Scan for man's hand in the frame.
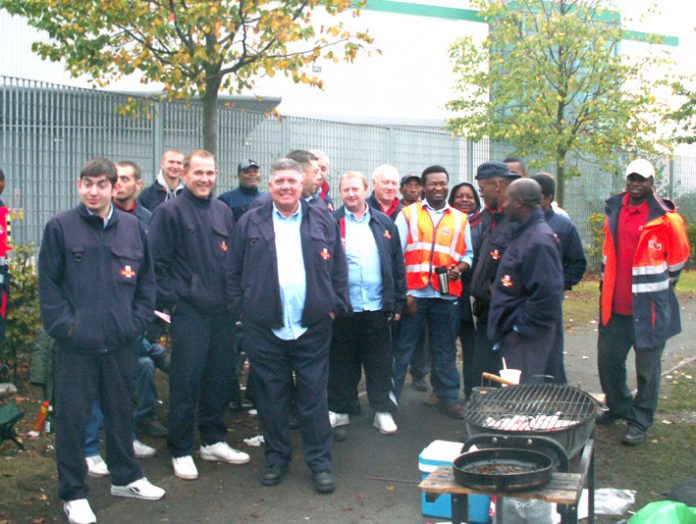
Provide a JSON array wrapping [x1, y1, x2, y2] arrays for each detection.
[[448, 262, 469, 281], [329, 312, 336, 320], [392, 313, 401, 323], [406, 295, 417, 316]]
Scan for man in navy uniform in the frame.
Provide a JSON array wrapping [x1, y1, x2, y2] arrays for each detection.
[[149, 150, 250, 481], [218, 159, 265, 221], [531, 173, 586, 383], [138, 149, 185, 212], [488, 178, 564, 381], [229, 158, 348, 493], [39, 158, 165, 524], [328, 170, 406, 434]]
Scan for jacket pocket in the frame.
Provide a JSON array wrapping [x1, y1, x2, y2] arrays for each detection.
[[111, 245, 142, 285]]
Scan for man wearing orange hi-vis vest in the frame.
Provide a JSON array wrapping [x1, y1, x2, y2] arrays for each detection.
[[392, 165, 473, 419], [596, 158, 690, 446]]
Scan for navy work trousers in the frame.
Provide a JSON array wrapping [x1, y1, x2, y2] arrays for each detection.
[[500, 325, 556, 383], [597, 314, 665, 430], [54, 345, 142, 501], [244, 319, 333, 473], [168, 301, 236, 457]]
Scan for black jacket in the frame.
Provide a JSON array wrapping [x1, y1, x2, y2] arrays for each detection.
[[229, 199, 349, 329], [218, 186, 266, 221], [149, 188, 235, 313], [544, 208, 586, 291], [38, 205, 155, 353], [138, 180, 183, 212], [487, 209, 564, 342], [469, 208, 516, 319], [333, 206, 406, 315]]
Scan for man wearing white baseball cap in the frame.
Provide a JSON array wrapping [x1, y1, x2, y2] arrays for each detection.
[[596, 158, 690, 445]]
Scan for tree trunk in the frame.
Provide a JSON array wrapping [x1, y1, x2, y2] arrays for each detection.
[[202, 80, 221, 156]]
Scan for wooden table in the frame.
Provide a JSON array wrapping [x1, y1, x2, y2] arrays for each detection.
[[418, 439, 595, 524]]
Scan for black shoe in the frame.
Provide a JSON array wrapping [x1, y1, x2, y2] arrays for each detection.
[[333, 428, 347, 442], [260, 464, 288, 486], [312, 470, 336, 494], [439, 403, 463, 420], [596, 410, 623, 425], [412, 377, 428, 392], [153, 349, 171, 374], [136, 417, 168, 438], [622, 425, 646, 446]]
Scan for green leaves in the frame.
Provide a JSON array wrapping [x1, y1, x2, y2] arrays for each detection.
[[447, 0, 670, 205]]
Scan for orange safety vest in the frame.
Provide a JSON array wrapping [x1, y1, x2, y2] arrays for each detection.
[[402, 202, 468, 297], [600, 192, 690, 347]]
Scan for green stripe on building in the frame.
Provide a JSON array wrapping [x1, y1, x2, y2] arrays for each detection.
[[360, 1, 679, 46]]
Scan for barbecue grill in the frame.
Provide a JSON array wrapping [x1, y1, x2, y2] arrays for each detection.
[[461, 383, 597, 458]]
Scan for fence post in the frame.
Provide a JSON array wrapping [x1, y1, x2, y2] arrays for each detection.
[[152, 100, 164, 178], [669, 155, 674, 200], [466, 138, 474, 182]]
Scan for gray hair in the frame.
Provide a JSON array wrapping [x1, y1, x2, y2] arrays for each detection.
[[271, 158, 303, 178], [372, 164, 399, 183]]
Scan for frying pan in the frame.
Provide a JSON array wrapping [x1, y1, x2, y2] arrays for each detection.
[[452, 447, 553, 492]]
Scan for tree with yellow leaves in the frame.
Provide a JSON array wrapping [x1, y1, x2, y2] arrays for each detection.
[[1, 0, 373, 154], [447, 0, 670, 205]]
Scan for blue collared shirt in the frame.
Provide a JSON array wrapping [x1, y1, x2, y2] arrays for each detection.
[[395, 200, 473, 300], [271, 203, 308, 340], [343, 206, 383, 311], [86, 203, 114, 229]]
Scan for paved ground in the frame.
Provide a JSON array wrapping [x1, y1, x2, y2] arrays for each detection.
[[83, 301, 696, 524]]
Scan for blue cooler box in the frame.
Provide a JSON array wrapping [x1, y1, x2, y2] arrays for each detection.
[[418, 440, 491, 523]]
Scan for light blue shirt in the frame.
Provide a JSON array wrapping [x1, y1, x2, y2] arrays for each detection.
[[395, 200, 473, 300], [271, 203, 308, 340], [86, 203, 114, 229], [343, 206, 383, 311]]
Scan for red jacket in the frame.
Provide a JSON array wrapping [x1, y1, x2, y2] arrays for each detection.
[[601, 191, 690, 347]]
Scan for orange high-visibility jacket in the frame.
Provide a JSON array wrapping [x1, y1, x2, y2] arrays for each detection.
[[402, 202, 469, 297], [601, 191, 690, 347]]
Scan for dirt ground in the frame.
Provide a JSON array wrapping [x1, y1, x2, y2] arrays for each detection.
[[1, 300, 695, 523]]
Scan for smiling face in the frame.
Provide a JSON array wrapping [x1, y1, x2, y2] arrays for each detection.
[[78, 174, 114, 219], [340, 174, 368, 214], [374, 172, 399, 205], [422, 171, 449, 209], [182, 154, 217, 199], [452, 184, 478, 214], [238, 166, 261, 189], [270, 168, 303, 214], [160, 150, 184, 186], [625, 173, 653, 205]]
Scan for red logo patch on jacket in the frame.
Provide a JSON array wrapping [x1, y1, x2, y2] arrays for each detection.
[[490, 249, 501, 261], [220, 240, 229, 252], [500, 274, 513, 288], [320, 248, 331, 260], [383, 230, 392, 240], [120, 265, 136, 279]]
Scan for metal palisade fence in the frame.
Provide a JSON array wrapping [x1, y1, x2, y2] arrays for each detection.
[[1, 75, 695, 259]]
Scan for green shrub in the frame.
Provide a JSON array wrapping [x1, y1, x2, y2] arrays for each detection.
[[585, 212, 605, 271], [1, 244, 41, 382], [687, 221, 696, 269]]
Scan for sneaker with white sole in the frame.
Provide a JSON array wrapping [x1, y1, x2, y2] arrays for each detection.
[[373, 412, 398, 435], [172, 455, 198, 480], [111, 477, 165, 500], [63, 498, 97, 524], [133, 439, 156, 459], [199, 441, 250, 464], [329, 411, 350, 428], [85, 455, 109, 478]]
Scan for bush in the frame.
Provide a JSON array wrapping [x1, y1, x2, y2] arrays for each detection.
[[687, 221, 696, 269], [585, 212, 605, 272], [1, 244, 41, 383]]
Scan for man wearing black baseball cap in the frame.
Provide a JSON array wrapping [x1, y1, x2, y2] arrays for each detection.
[[399, 173, 422, 207], [219, 159, 265, 221], [469, 161, 520, 385]]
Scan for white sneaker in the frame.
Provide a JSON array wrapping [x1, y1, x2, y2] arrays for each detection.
[[172, 455, 198, 480], [329, 411, 350, 428], [111, 477, 165, 500], [243, 434, 265, 447], [199, 441, 250, 464], [63, 498, 97, 524], [373, 412, 398, 435], [133, 439, 156, 459], [85, 455, 109, 478]]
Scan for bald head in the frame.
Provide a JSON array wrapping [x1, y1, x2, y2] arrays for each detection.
[[505, 178, 541, 222]]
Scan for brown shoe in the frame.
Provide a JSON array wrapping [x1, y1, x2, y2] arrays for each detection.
[[439, 403, 463, 420], [423, 392, 440, 407]]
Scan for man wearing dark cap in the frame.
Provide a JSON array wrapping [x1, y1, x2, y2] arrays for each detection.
[[218, 160, 265, 221], [399, 173, 422, 207], [488, 178, 564, 382], [469, 161, 520, 385]]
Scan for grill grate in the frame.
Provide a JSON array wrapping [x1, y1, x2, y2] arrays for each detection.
[[463, 384, 596, 432]]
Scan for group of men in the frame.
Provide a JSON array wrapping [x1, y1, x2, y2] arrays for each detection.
[[36, 146, 689, 524]]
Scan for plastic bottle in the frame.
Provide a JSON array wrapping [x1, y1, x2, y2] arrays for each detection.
[[30, 401, 49, 432]]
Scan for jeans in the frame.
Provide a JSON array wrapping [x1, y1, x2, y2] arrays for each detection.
[[392, 298, 461, 405], [597, 314, 665, 430]]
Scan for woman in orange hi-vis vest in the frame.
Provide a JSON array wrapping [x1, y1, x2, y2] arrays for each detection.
[[392, 165, 472, 420]]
